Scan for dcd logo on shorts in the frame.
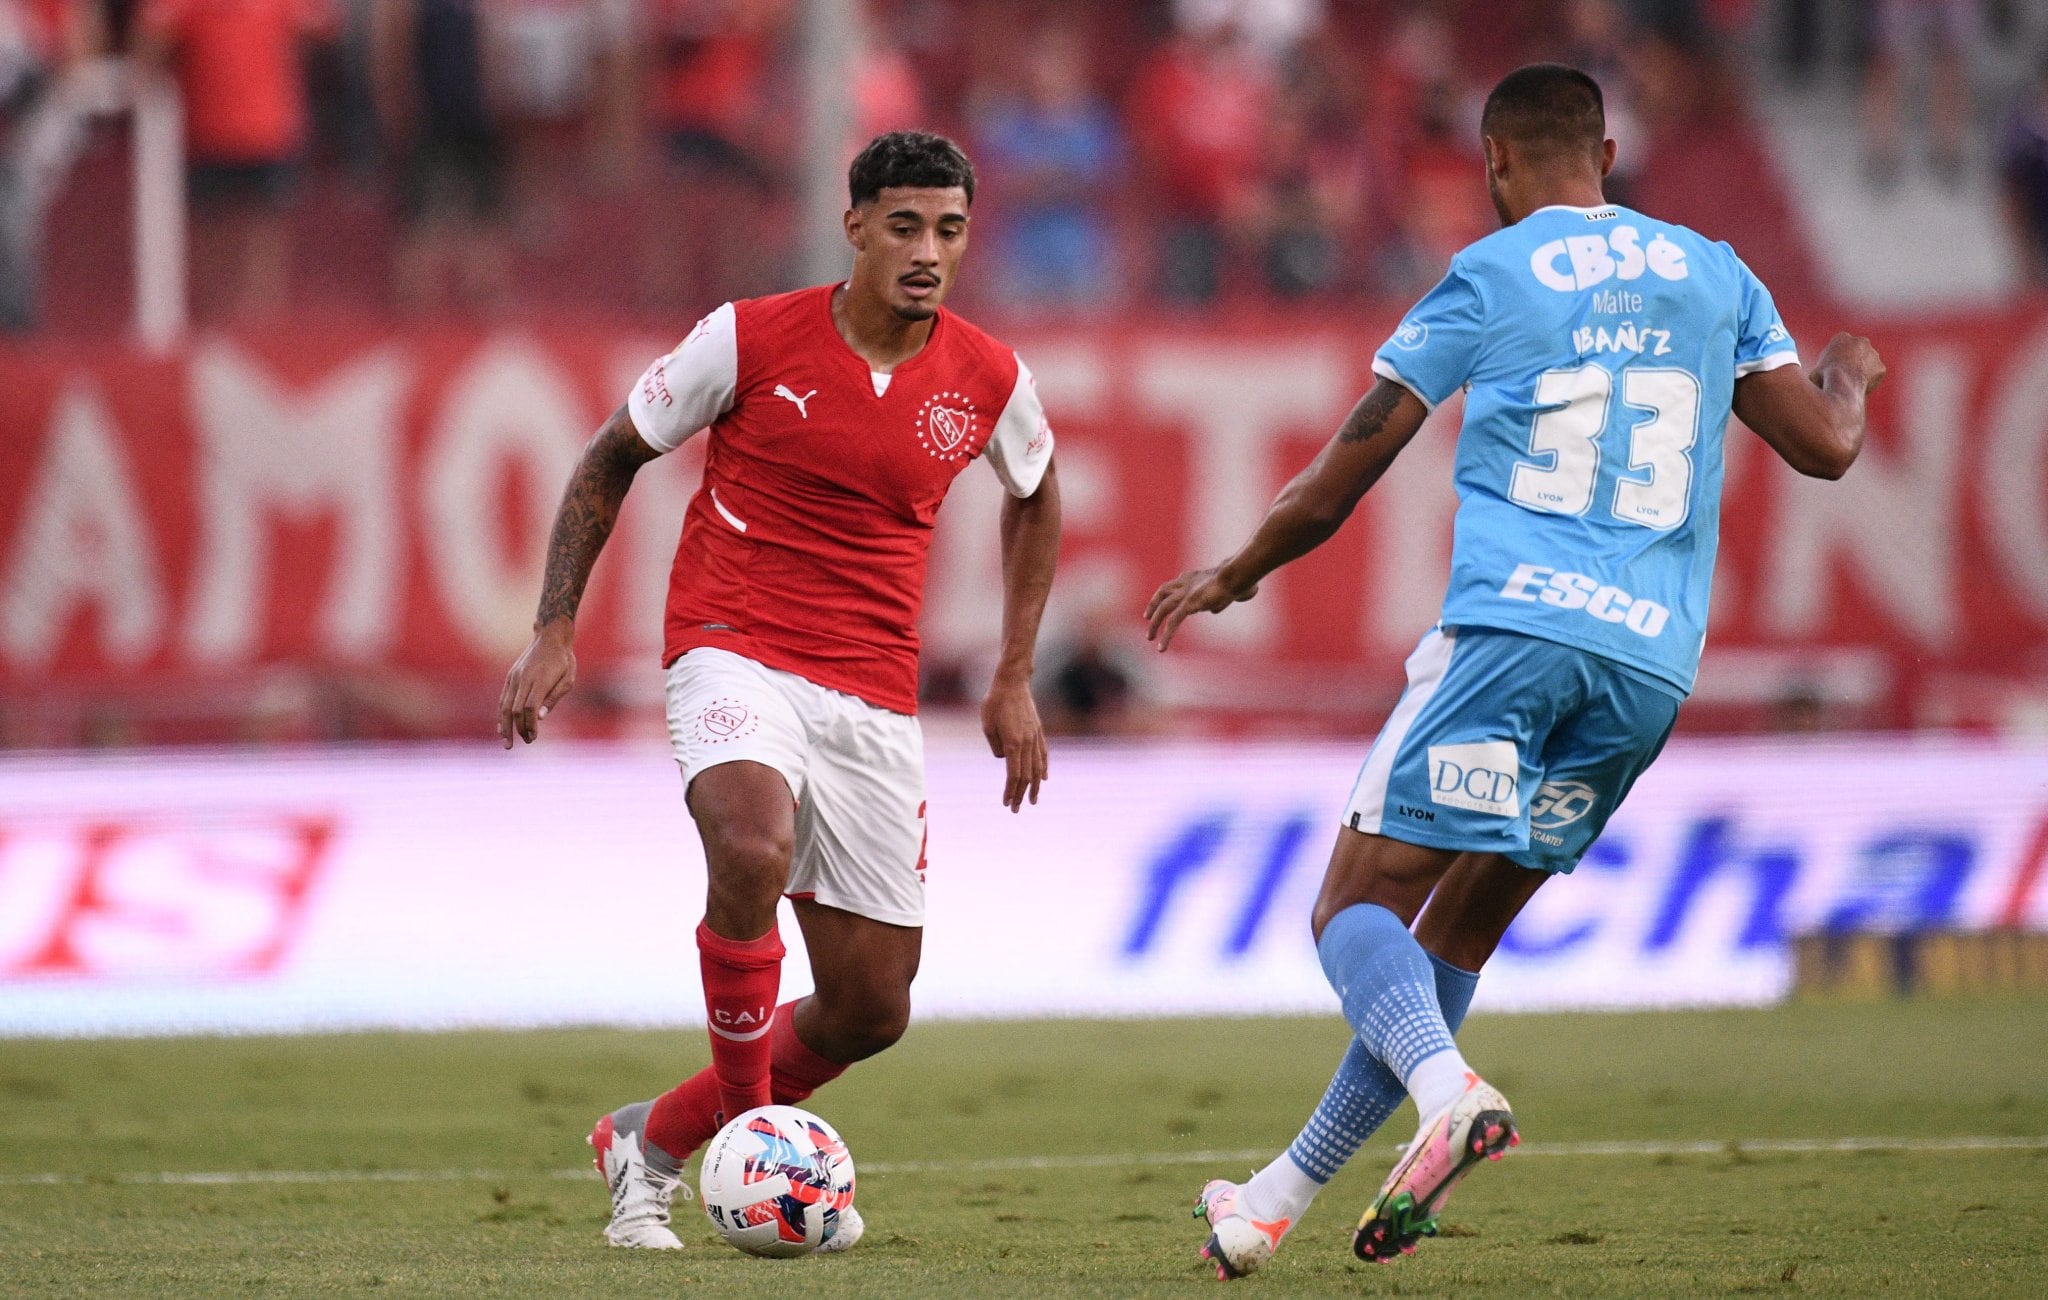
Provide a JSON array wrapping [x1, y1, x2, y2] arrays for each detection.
[[1426, 741, 1521, 817]]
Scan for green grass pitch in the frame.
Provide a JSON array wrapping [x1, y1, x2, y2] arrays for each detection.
[[3, 998, 2045, 1297]]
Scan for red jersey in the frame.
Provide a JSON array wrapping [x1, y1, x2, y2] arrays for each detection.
[[143, 0, 329, 164], [627, 285, 1055, 714]]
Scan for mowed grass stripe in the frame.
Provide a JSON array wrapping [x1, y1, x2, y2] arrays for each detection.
[[5, 1133, 2043, 1187]]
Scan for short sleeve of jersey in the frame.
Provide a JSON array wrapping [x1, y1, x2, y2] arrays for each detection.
[[983, 354, 1055, 497], [627, 302, 738, 452], [1731, 252, 1799, 377], [1372, 260, 1486, 410]]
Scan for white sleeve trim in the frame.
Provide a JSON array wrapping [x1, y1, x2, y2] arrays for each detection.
[[1370, 356, 1438, 411], [628, 302, 738, 452], [984, 354, 1054, 497], [1734, 349, 1800, 378]]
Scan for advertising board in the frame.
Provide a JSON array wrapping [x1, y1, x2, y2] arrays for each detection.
[[2, 738, 2041, 1035]]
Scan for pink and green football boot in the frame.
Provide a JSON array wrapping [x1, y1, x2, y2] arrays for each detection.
[[1354, 1076, 1517, 1263]]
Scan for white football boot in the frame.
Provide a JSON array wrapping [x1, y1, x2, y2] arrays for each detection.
[[589, 1101, 691, 1249], [1193, 1178, 1293, 1279]]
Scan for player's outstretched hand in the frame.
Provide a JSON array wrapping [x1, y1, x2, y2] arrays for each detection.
[[1144, 567, 1258, 652], [1815, 332, 1886, 394], [981, 674, 1048, 813], [498, 619, 577, 748]]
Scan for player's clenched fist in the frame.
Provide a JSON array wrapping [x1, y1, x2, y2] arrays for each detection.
[[498, 619, 577, 748], [1145, 567, 1260, 652], [1815, 332, 1886, 392]]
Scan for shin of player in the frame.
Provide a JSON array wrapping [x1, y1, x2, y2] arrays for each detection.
[[1155, 62, 1882, 1277]]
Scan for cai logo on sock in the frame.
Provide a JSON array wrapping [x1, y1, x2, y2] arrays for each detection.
[[1426, 741, 1521, 817]]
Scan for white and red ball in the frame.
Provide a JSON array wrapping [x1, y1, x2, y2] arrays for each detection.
[[698, 1105, 857, 1257]]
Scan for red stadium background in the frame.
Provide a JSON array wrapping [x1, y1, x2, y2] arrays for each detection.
[[3, 304, 2045, 743]]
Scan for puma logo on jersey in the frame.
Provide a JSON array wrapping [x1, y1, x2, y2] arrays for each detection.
[[774, 384, 816, 417]]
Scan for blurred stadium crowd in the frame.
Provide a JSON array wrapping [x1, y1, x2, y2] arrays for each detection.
[[1, 0, 2043, 330], [3, 0, 2047, 749]]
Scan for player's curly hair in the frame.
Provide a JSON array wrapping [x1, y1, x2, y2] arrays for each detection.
[[848, 131, 976, 207], [1481, 64, 1606, 165]]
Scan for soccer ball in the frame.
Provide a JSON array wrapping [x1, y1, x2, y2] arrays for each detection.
[[699, 1104, 857, 1257]]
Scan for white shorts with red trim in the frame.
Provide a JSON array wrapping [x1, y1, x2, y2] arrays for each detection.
[[664, 646, 927, 927]]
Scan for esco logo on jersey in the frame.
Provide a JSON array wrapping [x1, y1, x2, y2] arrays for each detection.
[[916, 391, 980, 462], [1529, 224, 1688, 292]]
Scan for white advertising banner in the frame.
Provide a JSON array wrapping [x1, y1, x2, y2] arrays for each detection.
[[1, 738, 2044, 1035]]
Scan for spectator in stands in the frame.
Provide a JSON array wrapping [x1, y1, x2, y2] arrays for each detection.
[[0, 0, 93, 329], [1228, 13, 1374, 299], [972, 25, 1121, 307], [1237, 100, 1353, 298], [1127, 22, 1272, 302], [1998, 55, 2048, 284], [1371, 3, 1490, 293], [492, 0, 635, 238], [1863, 0, 1975, 187], [852, 13, 925, 147], [1040, 603, 1155, 738], [1557, 0, 1644, 207], [643, 0, 789, 309], [139, 0, 331, 320], [372, 0, 512, 312]]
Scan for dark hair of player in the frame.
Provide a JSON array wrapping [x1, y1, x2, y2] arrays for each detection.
[[1480, 64, 1606, 167], [847, 130, 977, 208]]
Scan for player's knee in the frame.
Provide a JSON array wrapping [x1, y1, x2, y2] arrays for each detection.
[[818, 994, 910, 1062], [1309, 895, 1348, 943], [703, 823, 793, 885]]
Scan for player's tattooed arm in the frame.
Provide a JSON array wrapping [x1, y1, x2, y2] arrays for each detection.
[[532, 406, 661, 627], [498, 405, 661, 747], [1147, 379, 1427, 650], [985, 459, 1060, 812], [1335, 380, 1407, 445]]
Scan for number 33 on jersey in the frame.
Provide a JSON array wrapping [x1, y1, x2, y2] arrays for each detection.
[[1372, 204, 1798, 697]]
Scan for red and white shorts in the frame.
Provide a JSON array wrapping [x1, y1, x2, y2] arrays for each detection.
[[664, 647, 927, 927]]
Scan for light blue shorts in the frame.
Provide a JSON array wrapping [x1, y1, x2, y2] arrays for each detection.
[[1342, 625, 1681, 873]]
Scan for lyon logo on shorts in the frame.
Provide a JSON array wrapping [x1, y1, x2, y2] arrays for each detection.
[[916, 391, 979, 462], [696, 698, 759, 744]]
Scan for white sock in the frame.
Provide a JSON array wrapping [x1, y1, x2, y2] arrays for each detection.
[[1404, 1047, 1475, 1121], [1237, 1153, 1322, 1224]]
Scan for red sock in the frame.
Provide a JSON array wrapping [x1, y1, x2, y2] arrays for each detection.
[[697, 919, 784, 1120], [643, 998, 850, 1163], [768, 999, 849, 1105], [644, 1066, 723, 1163]]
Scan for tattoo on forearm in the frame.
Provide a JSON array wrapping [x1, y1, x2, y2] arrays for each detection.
[[1337, 383, 1404, 445], [535, 422, 640, 626]]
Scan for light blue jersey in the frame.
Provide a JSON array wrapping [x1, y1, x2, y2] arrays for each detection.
[[1372, 204, 1798, 697]]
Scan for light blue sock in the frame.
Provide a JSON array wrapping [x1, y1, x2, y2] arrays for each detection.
[[1319, 902, 1461, 1082], [1279, 951, 1479, 1187]]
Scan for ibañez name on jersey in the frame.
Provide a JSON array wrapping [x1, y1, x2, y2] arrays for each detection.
[[1372, 204, 1798, 696]]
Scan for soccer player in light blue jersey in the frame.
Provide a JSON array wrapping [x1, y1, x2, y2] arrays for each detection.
[[1147, 64, 1885, 1278]]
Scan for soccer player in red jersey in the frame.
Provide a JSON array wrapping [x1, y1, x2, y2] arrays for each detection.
[[496, 131, 1061, 1251]]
